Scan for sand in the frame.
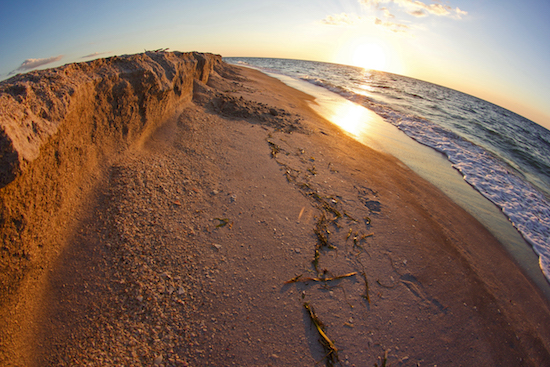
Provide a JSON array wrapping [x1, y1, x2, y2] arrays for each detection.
[[3, 63, 550, 366]]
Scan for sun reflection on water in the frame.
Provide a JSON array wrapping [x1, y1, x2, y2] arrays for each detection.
[[354, 83, 375, 94], [271, 72, 389, 152]]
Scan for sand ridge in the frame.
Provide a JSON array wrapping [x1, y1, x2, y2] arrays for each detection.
[[3, 62, 550, 366]]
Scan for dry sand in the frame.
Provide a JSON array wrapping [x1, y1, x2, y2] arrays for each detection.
[[4, 63, 550, 366]]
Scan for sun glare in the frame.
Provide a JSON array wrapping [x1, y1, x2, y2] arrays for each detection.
[[329, 101, 374, 137], [352, 43, 387, 71]]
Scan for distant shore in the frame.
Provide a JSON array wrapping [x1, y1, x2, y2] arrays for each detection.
[[1, 53, 550, 365]]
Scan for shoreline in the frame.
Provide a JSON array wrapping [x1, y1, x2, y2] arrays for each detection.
[[256, 69, 550, 301], [2, 55, 550, 365]]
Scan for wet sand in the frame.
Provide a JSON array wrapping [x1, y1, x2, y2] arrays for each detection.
[[4, 62, 550, 366]]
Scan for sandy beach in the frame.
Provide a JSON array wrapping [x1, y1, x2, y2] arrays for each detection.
[[2, 57, 550, 366]]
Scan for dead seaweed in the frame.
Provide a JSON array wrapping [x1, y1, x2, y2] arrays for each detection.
[[286, 272, 357, 284], [314, 212, 333, 248], [267, 140, 281, 158], [355, 232, 374, 243], [374, 350, 389, 367], [213, 217, 232, 228], [303, 302, 340, 367], [284, 273, 304, 284], [360, 271, 371, 304], [310, 199, 346, 272], [323, 203, 342, 220], [344, 211, 358, 222], [284, 167, 301, 182], [312, 248, 321, 272], [308, 192, 342, 219]]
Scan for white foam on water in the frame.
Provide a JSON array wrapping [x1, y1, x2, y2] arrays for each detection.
[[392, 115, 550, 282]]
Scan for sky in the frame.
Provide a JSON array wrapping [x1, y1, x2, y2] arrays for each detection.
[[1, 0, 549, 129]]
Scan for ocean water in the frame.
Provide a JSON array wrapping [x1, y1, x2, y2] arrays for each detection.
[[225, 57, 550, 285]]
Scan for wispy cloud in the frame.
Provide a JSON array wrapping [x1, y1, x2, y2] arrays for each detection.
[[9, 55, 63, 75], [374, 17, 410, 33], [320, 0, 466, 35], [320, 10, 411, 34], [409, 9, 428, 17], [404, 1, 451, 16], [321, 13, 362, 26], [398, 0, 459, 17], [360, 0, 467, 19], [360, 0, 384, 6], [81, 51, 112, 59], [455, 7, 467, 18], [380, 7, 395, 18]]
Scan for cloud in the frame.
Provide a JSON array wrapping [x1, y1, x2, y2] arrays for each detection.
[[360, 0, 467, 18], [455, 7, 468, 18], [81, 51, 111, 59], [360, 0, 383, 6], [9, 55, 63, 75], [374, 17, 410, 33], [410, 1, 451, 16], [380, 7, 395, 18], [403, 1, 468, 18], [321, 13, 361, 26], [409, 9, 427, 17]]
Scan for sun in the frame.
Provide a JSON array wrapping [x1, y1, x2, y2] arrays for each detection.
[[351, 43, 387, 71]]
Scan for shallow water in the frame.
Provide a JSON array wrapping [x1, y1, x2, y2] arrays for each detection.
[[225, 57, 550, 299]]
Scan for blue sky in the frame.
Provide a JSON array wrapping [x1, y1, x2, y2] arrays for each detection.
[[1, 0, 549, 129]]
